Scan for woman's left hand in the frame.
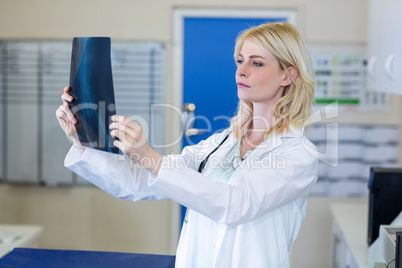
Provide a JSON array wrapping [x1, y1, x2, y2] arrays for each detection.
[[109, 115, 162, 176]]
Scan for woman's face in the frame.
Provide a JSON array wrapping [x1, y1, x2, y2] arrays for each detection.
[[235, 39, 287, 107]]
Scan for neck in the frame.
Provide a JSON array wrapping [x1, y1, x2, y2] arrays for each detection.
[[250, 102, 278, 134], [249, 86, 284, 134], [240, 103, 277, 153]]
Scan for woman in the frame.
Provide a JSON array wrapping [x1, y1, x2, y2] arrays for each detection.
[[56, 22, 318, 268]]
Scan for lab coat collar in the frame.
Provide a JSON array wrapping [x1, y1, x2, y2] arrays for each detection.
[[219, 124, 302, 159], [249, 124, 302, 155], [283, 124, 303, 138]]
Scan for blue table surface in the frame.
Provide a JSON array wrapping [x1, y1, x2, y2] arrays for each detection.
[[0, 247, 175, 267]]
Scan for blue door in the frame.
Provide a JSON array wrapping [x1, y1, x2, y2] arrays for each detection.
[[179, 13, 292, 223]]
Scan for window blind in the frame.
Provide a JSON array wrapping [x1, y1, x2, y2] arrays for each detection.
[[0, 40, 166, 185]]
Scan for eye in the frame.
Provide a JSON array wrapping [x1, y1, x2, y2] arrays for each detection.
[[236, 59, 243, 65], [253, 61, 263, 67]]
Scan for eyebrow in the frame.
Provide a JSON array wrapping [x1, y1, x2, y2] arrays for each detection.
[[238, 53, 267, 60]]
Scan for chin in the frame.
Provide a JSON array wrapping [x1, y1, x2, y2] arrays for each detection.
[[238, 95, 251, 102], [238, 96, 254, 103], [237, 90, 251, 101]]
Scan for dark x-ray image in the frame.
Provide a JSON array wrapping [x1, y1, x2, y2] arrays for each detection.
[[69, 37, 119, 154]]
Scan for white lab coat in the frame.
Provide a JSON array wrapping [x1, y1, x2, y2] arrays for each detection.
[[65, 126, 318, 268]]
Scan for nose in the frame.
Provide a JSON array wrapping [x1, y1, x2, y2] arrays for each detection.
[[236, 64, 248, 78]]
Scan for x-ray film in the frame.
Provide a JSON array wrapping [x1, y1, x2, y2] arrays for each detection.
[[68, 37, 119, 154]]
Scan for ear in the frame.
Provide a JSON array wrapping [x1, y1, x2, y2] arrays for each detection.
[[281, 66, 298, 87]]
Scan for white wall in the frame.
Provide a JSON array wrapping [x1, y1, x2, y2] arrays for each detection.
[[0, 0, 399, 267]]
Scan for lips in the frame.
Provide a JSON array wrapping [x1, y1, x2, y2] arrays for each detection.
[[237, 82, 250, 88]]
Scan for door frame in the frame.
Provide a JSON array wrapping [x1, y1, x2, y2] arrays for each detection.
[[172, 7, 298, 147]]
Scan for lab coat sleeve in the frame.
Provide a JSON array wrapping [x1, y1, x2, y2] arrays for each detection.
[[63, 130, 228, 201], [148, 139, 318, 226], [64, 145, 167, 200]]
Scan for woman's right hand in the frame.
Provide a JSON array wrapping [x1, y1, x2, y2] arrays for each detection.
[[55, 87, 83, 150]]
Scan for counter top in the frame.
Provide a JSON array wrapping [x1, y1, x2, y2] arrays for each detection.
[[0, 224, 44, 258], [331, 203, 370, 268]]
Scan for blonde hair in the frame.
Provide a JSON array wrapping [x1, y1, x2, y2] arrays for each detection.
[[230, 22, 315, 139]]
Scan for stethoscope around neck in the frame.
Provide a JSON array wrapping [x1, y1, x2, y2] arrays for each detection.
[[184, 132, 242, 224], [197, 132, 246, 173]]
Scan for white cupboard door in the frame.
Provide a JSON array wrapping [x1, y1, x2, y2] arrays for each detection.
[[368, 0, 402, 94], [383, 0, 402, 93]]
